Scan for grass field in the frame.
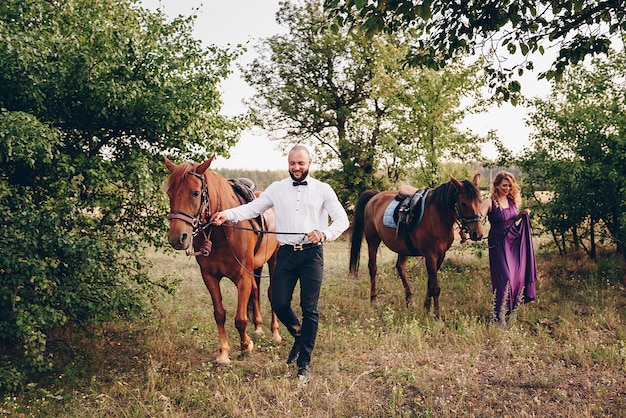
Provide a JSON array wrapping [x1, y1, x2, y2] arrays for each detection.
[[3, 237, 625, 417]]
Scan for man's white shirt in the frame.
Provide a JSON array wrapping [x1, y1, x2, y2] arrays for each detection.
[[222, 176, 349, 245]]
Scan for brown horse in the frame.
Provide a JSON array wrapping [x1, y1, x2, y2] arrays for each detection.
[[349, 174, 483, 318], [164, 155, 281, 365]]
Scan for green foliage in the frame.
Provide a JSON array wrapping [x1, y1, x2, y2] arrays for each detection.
[[519, 50, 626, 260], [0, 0, 243, 386], [244, 0, 485, 205], [325, 0, 624, 101], [0, 0, 243, 159]]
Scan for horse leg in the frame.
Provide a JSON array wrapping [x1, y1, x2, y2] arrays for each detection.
[[395, 254, 413, 307], [367, 241, 381, 303], [266, 253, 282, 343], [234, 273, 254, 356], [249, 267, 264, 335], [202, 275, 231, 365], [423, 255, 442, 318]]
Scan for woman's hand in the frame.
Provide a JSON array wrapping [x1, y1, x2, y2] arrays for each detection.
[[515, 209, 530, 222]]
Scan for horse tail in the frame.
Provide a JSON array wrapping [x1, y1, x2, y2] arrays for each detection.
[[350, 189, 379, 275]]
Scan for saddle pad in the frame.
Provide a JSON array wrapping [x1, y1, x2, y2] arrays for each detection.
[[383, 199, 401, 228]]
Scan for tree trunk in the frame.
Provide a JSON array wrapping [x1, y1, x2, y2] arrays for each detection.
[[589, 217, 596, 261]]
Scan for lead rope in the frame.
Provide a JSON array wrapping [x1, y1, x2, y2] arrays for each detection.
[[186, 228, 213, 257], [486, 214, 522, 249], [186, 199, 220, 256]]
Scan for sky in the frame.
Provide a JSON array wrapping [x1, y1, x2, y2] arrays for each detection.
[[141, 0, 551, 170]]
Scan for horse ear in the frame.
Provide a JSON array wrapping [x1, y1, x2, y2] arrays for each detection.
[[164, 155, 177, 173], [472, 173, 481, 188], [196, 155, 215, 174], [449, 174, 462, 189]]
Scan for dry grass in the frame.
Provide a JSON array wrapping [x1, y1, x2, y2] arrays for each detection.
[[4, 239, 625, 417]]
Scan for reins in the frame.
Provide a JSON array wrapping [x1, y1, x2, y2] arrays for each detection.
[[220, 222, 308, 237], [211, 222, 311, 279], [486, 225, 513, 249]]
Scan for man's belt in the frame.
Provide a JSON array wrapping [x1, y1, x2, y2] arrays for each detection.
[[282, 243, 321, 251]]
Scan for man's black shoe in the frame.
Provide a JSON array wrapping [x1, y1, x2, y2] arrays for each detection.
[[297, 363, 311, 380], [286, 340, 300, 364]]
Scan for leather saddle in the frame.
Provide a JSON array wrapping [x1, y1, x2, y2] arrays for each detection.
[[394, 187, 429, 231]]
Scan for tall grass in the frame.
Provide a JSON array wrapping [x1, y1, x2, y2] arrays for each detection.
[[4, 239, 625, 417]]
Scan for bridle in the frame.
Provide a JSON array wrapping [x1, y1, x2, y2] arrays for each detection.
[[453, 187, 482, 236], [167, 171, 218, 256], [167, 171, 211, 237]]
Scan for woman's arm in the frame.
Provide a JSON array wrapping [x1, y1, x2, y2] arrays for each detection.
[[479, 197, 492, 219]]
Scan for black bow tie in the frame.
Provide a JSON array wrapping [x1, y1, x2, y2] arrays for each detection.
[[293, 180, 308, 186]]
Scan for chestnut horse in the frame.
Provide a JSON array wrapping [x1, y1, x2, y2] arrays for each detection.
[[164, 156, 280, 364], [349, 174, 483, 318]]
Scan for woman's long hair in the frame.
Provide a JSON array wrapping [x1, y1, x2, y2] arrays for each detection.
[[491, 171, 522, 208]]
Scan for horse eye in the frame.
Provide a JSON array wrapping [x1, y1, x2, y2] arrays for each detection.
[[192, 191, 200, 198]]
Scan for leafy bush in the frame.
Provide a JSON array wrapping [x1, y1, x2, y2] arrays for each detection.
[[0, 0, 241, 388]]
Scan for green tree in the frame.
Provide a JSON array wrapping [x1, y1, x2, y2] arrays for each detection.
[[0, 0, 242, 388], [243, 0, 484, 205], [325, 0, 625, 103], [519, 51, 626, 270], [373, 52, 486, 187]]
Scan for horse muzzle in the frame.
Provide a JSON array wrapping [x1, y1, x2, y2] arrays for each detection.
[[468, 230, 483, 241], [462, 221, 484, 242], [168, 228, 193, 250], [167, 209, 200, 250]]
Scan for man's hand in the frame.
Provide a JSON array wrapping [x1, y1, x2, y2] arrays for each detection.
[[307, 230, 325, 244], [211, 212, 227, 226]]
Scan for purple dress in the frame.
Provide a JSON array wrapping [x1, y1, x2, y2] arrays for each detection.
[[487, 196, 537, 322]]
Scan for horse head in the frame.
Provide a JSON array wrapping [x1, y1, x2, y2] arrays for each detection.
[[164, 155, 214, 251], [449, 173, 484, 242]]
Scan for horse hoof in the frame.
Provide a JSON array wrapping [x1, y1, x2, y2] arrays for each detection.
[[216, 354, 231, 365], [241, 340, 254, 354]]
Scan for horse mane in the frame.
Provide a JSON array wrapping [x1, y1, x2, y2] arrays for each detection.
[[429, 179, 480, 213], [204, 169, 238, 204]]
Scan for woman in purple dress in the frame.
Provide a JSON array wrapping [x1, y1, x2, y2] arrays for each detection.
[[480, 171, 537, 325]]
